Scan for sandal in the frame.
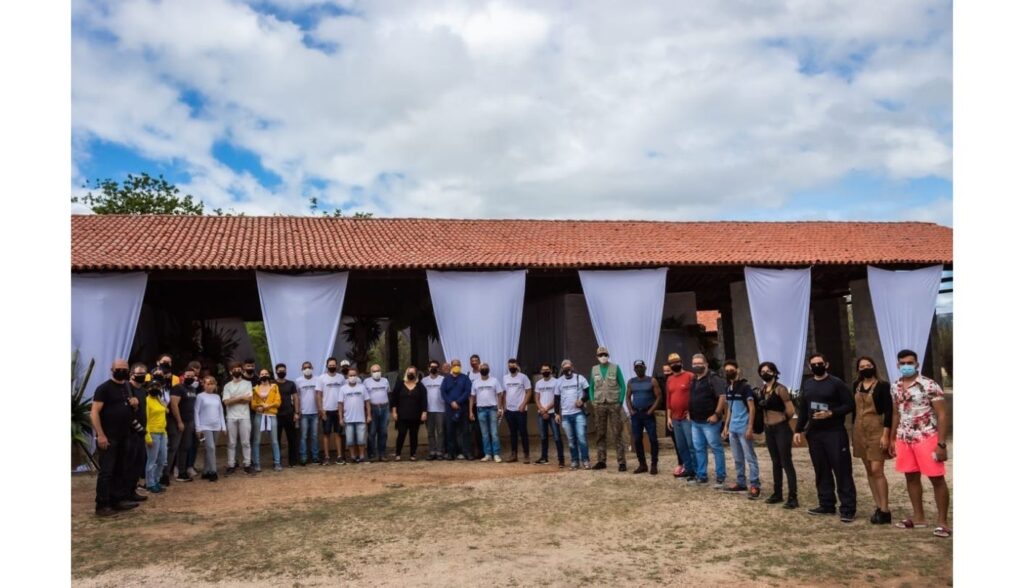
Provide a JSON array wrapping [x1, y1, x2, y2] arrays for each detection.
[[895, 518, 926, 529], [933, 526, 951, 538]]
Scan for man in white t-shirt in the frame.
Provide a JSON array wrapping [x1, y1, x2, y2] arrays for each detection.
[[422, 359, 447, 460], [317, 357, 346, 465], [503, 358, 533, 463], [222, 362, 254, 474], [469, 363, 504, 462], [533, 362, 565, 467], [339, 366, 372, 464], [554, 359, 591, 470], [295, 360, 321, 465], [363, 363, 391, 461]]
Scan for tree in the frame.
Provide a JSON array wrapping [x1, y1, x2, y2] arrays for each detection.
[[72, 173, 205, 215], [308, 197, 373, 218]]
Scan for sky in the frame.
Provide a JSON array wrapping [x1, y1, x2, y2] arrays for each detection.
[[71, 0, 951, 226]]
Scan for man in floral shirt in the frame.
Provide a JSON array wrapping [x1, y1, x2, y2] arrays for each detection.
[[890, 349, 950, 538]]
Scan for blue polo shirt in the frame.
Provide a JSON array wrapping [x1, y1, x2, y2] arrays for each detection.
[[726, 379, 754, 431]]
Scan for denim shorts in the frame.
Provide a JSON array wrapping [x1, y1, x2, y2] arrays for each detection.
[[322, 411, 340, 434], [345, 422, 367, 446]]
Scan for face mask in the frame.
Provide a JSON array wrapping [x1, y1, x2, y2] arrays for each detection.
[[245, 368, 255, 375], [191, 380, 200, 389], [428, 366, 438, 375], [348, 376, 358, 385], [277, 371, 286, 379], [670, 363, 682, 373], [371, 371, 382, 381], [480, 368, 490, 377], [159, 362, 172, 371], [562, 369, 572, 378], [541, 370, 551, 378], [634, 368, 646, 377], [598, 356, 609, 365], [724, 370, 737, 381], [231, 370, 242, 378], [113, 368, 129, 381], [183, 377, 195, 387], [406, 373, 416, 381], [899, 364, 917, 378], [858, 367, 876, 380], [303, 368, 313, 377], [693, 365, 706, 375], [152, 374, 165, 384], [259, 375, 271, 383], [452, 366, 462, 375], [759, 372, 774, 383], [327, 366, 337, 373], [810, 364, 827, 377], [132, 374, 147, 384], [509, 366, 518, 374]]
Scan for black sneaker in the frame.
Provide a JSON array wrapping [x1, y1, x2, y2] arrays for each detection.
[[534, 459, 549, 465], [618, 463, 628, 472], [159, 474, 170, 486], [226, 466, 237, 475], [592, 461, 607, 470], [112, 501, 139, 511], [807, 506, 836, 516], [633, 464, 648, 474], [208, 473, 219, 482], [95, 506, 119, 517], [875, 510, 892, 525], [243, 466, 255, 475], [128, 492, 148, 502], [765, 495, 784, 505], [784, 497, 799, 509], [558, 461, 565, 469], [840, 514, 855, 523], [176, 476, 193, 483]]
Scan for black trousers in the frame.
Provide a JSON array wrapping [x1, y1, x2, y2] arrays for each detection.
[[445, 412, 471, 457], [164, 421, 182, 480], [764, 422, 798, 499], [174, 420, 195, 475], [807, 427, 856, 516], [278, 412, 299, 465], [395, 419, 421, 457], [95, 435, 130, 507], [470, 406, 484, 458]]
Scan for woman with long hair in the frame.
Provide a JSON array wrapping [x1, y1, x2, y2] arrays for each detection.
[[391, 366, 428, 461], [756, 361, 798, 509], [851, 356, 894, 524]]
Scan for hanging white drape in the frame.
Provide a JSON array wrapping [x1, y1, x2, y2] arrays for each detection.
[[426, 270, 526, 376], [255, 271, 348, 376], [867, 265, 943, 382], [71, 272, 148, 400], [579, 268, 667, 412], [744, 267, 811, 392]]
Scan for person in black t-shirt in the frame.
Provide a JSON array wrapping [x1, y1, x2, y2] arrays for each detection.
[[91, 359, 138, 516], [794, 352, 857, 522], [126, 363, 152, 501], [169, 363, 201, 482], [274, 363, 300, 467]]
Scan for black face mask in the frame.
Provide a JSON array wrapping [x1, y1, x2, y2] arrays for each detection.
[[480, 368, 490, 377], [724, 370, 737, 381], [509, 366, 518, 374], [276, 371, 286, 379], [327, 366, 337, 373], [858, 367, 876, 379], [670, 363, 682, 373], [244, 369, 255, 375], [428, 367, 438, 375], [231, 370, 242, 378], [541, 370, 551, 378], [634, 368, 646, 378], [112, 368, 129, 381], [183, 377, 196, 387], [132, 374, 147, 384], [810, 364, 827, 377], [562, 369, 572, 378], [259, 375, 271, 383], [760, 372, 774, 383], [693, 365, 706, 375], [406, 373, 416, 381], [159, 362, 172, 371]]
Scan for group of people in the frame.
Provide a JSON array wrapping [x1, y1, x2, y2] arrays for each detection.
[[89, 346, 951, 538]]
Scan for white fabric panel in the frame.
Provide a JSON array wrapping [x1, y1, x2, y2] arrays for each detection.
[[744, 267, 811, 392], [867, 265, 943, 382], [255, 271, 348, 376], [426, 270, 526, 377], [579, 268, 668, 413], [72, 272, 148, 399]]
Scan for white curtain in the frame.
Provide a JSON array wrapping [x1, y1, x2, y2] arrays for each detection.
[[426, 270, 526, 376], [744, 267, 811, 392], [71, 272, 148, 400], [579, 268, 668, 411], [255, 271, 348, 376], [867, 265, 943, 382]]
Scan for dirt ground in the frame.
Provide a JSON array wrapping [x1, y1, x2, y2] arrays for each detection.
[[71, 437, 953, 587]]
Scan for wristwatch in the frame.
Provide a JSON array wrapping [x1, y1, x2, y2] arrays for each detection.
[[937, 442, 947, 449]]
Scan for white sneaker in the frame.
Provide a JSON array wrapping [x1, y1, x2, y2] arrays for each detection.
[[494, 456, 503, 463], [480, 456, 492, 462], [187, 467, 198, 478]]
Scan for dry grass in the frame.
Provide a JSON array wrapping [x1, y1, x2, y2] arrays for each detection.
[[71, 439, 952, 587]]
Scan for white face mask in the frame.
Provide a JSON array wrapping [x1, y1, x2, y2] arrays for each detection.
[[302, 368, 313, 377], [348, 376, 358, 385], [371, 371, 382, 380], [191, 380, 199, 389]]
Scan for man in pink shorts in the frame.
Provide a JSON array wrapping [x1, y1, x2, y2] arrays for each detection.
[[890, 349, 951, 538]]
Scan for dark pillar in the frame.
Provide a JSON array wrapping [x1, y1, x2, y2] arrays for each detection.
[[811, 297, 847, 382], [720, 307, 736, 367], [386, 322, 399, 372]]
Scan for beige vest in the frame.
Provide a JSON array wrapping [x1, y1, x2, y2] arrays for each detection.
[[591, 362, 622, 404]]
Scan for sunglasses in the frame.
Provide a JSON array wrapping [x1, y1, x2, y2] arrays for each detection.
[[597, 353, 609, 358]]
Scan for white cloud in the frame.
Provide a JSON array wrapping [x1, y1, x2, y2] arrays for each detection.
[[71, 0, 952, 219]]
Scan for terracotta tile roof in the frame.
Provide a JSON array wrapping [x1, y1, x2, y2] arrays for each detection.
[[70, 215, 952, 271], [697, 311, 720, 333]]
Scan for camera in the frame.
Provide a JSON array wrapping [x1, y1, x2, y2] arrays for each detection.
[[130, 418, 145, 435]]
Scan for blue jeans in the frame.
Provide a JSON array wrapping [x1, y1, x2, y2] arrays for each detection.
[[630, 411, 658, 463], [537, 413, 564, 462], [252, 413, 280, 468], [691, 421, 726, 482], [145, 432, 167, 488], [477, 406, 501, 457], [729, 431, 760, 488], [672, 418, 696, 474], [561, 412, 589, 464], [299, 414, 320, 462], [368, 404, 390, 458]]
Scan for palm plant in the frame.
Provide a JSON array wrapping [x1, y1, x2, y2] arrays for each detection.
[[343, 316, 384, 373], [71, 350, 99, 470]]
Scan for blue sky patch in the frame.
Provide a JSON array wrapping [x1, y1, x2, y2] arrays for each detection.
[[211, 140, 282, 189]]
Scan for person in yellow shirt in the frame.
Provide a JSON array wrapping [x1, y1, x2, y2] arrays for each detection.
[[251, 368, 283, 472], [144, 382, 169, 494]]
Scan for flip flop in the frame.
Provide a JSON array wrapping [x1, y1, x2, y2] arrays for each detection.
[[895, 518, 926, 529], [933, 526, 952, 538]]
